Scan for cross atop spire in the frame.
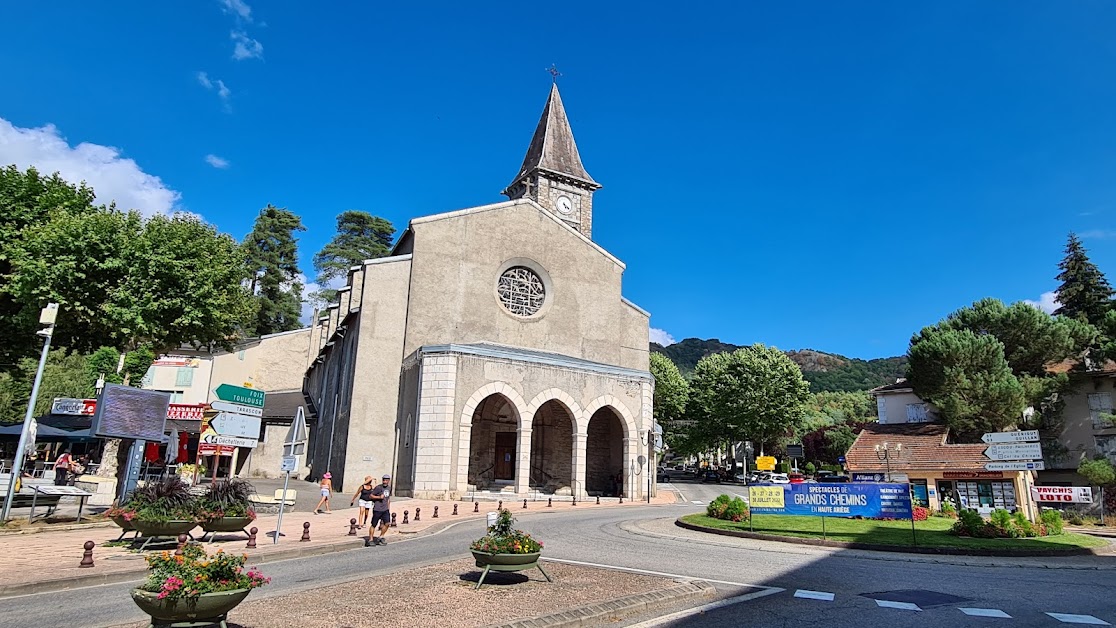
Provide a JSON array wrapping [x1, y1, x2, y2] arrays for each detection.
[[547, 64, 561, 83]]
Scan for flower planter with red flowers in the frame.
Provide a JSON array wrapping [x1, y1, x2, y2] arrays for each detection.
[[130, 545, 269, 625]]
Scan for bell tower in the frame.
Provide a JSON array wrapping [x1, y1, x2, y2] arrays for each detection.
[[502, 81, 601, 238]]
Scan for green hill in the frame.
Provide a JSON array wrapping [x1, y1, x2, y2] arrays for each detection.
[[650, 338, 907, 393]]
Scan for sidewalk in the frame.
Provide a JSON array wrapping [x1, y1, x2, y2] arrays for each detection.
[[0, 491, 677, 598]]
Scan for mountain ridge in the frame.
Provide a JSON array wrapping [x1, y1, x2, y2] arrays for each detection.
[[650, 338, 907, 393]]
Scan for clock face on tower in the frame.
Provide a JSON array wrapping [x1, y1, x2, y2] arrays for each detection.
[[556, 195, 573, 215]]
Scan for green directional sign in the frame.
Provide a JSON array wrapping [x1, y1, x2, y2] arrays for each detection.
[[214, 383, 265, 408]]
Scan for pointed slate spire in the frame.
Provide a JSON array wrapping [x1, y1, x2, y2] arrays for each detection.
[[505, 83, 600, 193]]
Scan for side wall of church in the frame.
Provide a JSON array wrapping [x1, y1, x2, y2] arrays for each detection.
[[338, 256, 413, 492], [619, 302, 651, 372], [402, 202, 646, 371]]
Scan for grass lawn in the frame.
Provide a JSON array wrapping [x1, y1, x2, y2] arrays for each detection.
[[680, 513, 1108, 551]]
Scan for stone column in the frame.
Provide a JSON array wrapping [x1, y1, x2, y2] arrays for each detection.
[[572, 432, 588, 500], [412, 355, 457, 498], [455, 421, 471, 494], [514, 428, 532, 495], [624, 437, 640, 500]]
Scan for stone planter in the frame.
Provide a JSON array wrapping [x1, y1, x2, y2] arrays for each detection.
[[199, 516, 255, 542], [131, 588, 250, 626], [111, 515, 135, 531], [470, 551, 550, 589]]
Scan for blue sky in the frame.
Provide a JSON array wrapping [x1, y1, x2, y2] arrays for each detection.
[[2, 1, 1115, 359]]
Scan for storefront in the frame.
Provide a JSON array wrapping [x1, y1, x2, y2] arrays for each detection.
[[845, 423, 1034, 518]]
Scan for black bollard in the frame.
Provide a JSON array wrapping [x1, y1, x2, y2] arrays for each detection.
[[433, 506, 439, 518], [349, 518, 358, 536], [547, 498, 552, 508], [523, 499, 528, 509], [453, 504, 458, 516], [620, 495, 624, 504], [474, 502, 479, 513], [402, 510, 409, 524], [498, 500, 503, 511], [247, 527, 258, 549], [174, 534, 188, 556], [301, 521, 311, 542], [390, 512, 397, 528], [415, 507, 421, 522], [79, 541, 95, 568], [597, 496, 600, 505]]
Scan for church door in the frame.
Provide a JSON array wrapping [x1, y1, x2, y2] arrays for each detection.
[[494, 432, 516, 480]]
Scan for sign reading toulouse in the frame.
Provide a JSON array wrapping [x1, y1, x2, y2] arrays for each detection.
[[750, 483, 914, 519]]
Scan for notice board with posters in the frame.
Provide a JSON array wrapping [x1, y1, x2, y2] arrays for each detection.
[[750, 483, 914, 519]]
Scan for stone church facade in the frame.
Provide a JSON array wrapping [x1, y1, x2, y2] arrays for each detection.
[[304, 84, 654, 500]]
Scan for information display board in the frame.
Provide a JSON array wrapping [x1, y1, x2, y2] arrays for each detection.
[[750, 482, 913, 519]]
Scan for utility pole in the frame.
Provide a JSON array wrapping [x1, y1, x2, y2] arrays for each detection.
[[2, 304, 59, 521]]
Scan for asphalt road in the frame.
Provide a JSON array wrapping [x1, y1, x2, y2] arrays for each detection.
[[2, 480, 1113, 628]]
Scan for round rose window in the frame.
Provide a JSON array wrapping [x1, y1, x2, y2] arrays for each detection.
[[497, 266, 545, 316]]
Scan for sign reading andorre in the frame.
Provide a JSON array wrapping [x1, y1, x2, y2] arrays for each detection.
[[750, 483, 914, 519]]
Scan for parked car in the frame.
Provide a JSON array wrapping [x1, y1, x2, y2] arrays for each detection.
[[656, 468, 671, 483], [788, 473, 805, 484], [733, 473, 747, 483], [769, 473, 790, 484], [700, 469, 720, 483]]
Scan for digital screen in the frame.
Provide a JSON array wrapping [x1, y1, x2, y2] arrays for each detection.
[[90, 384, 171, 441]]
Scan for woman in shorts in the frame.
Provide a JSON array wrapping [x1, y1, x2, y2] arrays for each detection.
[[315, 472, 333, 514], [350, 475, 375, 528]]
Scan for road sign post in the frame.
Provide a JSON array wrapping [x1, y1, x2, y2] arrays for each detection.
[[984, 461, 1046, 471], [214, 384, 265, 408], [981, 430, 1039, 444], [274, 407, 308, 545], [983, 443, 1043, 461]]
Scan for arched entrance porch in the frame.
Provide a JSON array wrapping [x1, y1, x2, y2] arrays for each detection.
[[585, 406, 626, 497]]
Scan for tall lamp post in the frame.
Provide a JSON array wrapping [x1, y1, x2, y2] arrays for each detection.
[[874, 442, 902, 482], [1, 304, 59, 521]]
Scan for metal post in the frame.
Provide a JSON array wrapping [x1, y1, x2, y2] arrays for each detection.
[[821, 516, 826, 540], [274, 470, 290, 544], [2, 318, 54, 521]]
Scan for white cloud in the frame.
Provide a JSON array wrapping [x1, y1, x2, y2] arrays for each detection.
[[197, 72, 232, 110], [1079, 229, 1116, 240], [0, 116, 180, 215], [216, 80, 231, 102], [196, 71, 212, 89], [231, 31, 263, 61], [205, 154, 230, 169], [649, 327, 676, 346], [220, 0, 252, 21], [1024, 291, 1060, 314]]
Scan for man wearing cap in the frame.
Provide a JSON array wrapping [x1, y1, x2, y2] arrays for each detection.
[[366, 474, 392, 546]]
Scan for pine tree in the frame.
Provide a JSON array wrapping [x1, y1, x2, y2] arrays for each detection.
[[311, 210, 395, 304], [243, 205, 306, 336], [1054, 233, 1114, 326]]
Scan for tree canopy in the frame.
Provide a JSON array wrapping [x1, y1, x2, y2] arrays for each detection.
[[649, 352, 688, 449], [311, 210, 395, 304], [1054, 233, 1114, 327], [243, 205, 305, 336]]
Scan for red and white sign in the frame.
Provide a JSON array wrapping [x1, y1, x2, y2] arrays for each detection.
[[198, 443, 235, 457], [51, 398, 205, 421], [1030, 486, 1093, 504]]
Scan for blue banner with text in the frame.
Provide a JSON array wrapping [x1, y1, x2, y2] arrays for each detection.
[[750, 482, 913, 519]]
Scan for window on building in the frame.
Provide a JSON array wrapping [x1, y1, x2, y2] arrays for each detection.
[[156, 390, 185, 403], [876, 397, 887, 423], [1088, 393, 1113, 430], [955, 480, 1016, 510], [906, 403, 929, 423], [175, 367, 194, 387], [1095, 436, 1116, 464], [910, 479, 929, 507]]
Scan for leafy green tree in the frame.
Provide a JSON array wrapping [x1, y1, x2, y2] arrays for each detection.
[[0, 166, 100, 367], [1054, 233, 1114, 326], [7, 209, 254, 354], [1077, 458, 1115, 487], [0, 349, 94, 422], [908, 327, 1026, 441], [311, 210, 395, 305], [687, 345, 810, 455], [243, 205, 305, 335]]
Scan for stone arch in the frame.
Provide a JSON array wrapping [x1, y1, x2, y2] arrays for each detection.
[[460, 382, 527, 429], [464, 392, 522, 489], [524, 388, 584, 432], [527, 397, 577, 493], [458, 382, 527, 493], [582, 395, 638, 439]]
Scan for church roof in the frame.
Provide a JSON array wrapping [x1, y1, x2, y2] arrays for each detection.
[[506, 83, 600, 190]]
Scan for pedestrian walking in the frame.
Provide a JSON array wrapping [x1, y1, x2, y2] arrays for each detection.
[[315, 472, 333, 514], [350, 475, 375, 528], [53, 450, 73, 486], [366, 474, 392, 546]]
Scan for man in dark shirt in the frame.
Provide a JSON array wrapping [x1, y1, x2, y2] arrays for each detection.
[[367, 474, 392, 546]]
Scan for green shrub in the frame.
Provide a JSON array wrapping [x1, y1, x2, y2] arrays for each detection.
[[939, 501, 957, 518], [1066, 511, 1084, 526], [1012, 510, 1036, 537], [1041, 509, 1064, 535], [706, 494, 749, 522], [990, 508, 1013, 531], [950, 509, 998, 538], [805, 462, 817, 475]]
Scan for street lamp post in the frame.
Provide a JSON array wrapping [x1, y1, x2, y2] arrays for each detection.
[[1, 304, 59, 521], [874, 442, 902, 482]]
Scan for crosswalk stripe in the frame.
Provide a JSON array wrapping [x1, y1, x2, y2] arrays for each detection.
[[1046, 613, 1111, 625], [794, 590, 835, 601], [874, 600, 921, 611], [959, 608, 1012, 618]]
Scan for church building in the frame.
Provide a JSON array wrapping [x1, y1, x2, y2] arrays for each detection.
[[304, 83, 655, 501]]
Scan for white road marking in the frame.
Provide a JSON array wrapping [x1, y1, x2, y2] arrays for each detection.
[[875, 600, 922, 611], [959, 608, 1012, 618], [1047, 613, 1111, 625], [540, 557, 784, 591], [671, 484, 687, 502], [691, 500, 704, 505], [626, 588, 786, 627], [794, 590, 835, 601]]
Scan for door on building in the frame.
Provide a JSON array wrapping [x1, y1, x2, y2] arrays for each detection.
[[494, 432, 516, 480]]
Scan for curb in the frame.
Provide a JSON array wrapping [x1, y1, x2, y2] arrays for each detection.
[[674, 518, 1113, 558], [490, 581, 715, 628], [0, 521, 117, 536]]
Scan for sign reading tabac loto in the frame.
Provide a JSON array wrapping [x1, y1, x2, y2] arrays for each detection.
[[750, 483, 914, 519]]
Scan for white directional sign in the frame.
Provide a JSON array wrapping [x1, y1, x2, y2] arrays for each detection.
[[981, 430, 1039, 444], [983, 442, 1043, 461], [211, 412, 261, 440], [280, 456, 298, 472], [201, 432, 258, 449], [984, 461, 1045, 471], [211, 401, 264, 417]]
